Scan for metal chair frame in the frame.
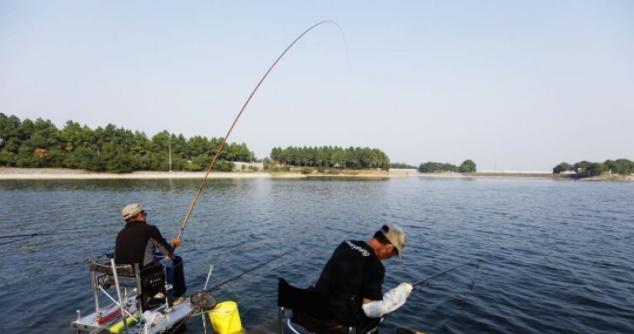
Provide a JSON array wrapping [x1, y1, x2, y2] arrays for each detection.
[[87, 258, 169, 332]]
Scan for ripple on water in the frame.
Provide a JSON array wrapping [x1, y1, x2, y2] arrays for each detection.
[[0, 178, 633, 333]]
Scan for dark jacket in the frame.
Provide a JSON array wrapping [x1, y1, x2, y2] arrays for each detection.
[[115, 222, 173, 267]]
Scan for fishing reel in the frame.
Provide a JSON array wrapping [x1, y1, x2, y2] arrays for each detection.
[[191, 291, 217, 311]]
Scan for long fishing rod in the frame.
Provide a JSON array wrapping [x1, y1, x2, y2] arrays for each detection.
[[412, 259, 481, 288], [0, 236, 32, 246], [0, 231, 85, 239], [207, 249, 292, 291], [176, 20, 341, 241], [0, 230, 96, 246]]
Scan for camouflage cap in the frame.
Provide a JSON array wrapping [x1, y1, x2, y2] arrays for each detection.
[[121, 203, 143, 220]]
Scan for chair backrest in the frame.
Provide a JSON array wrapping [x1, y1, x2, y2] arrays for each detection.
[[90, 260, 136, 277], [89, 259, 167, 311]]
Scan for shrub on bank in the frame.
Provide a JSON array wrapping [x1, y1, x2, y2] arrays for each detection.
[[418, 160, 477, 173], [553, 159, 634, 178]]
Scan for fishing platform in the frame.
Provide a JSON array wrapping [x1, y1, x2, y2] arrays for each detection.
[[70, 255, 238, 334]]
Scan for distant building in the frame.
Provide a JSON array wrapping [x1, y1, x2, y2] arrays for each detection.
[[34, 148, 48, 158], [232, 161, 263, 171]]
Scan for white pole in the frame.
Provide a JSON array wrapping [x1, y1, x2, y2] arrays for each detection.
[[201, 264, 214, 334], [110, 258, 129, 332], [204, 264, 214, 290], [168, 134, 173, 172]]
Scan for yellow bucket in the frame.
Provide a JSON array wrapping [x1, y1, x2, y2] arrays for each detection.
[[208, 301, 243, 334]]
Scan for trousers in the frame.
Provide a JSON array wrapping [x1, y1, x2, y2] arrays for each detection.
[[158, 255, 187, 297]]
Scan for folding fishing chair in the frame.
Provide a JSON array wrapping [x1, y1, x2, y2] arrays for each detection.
[[80, 256, 169, 331], [277, 278, 381, 334]]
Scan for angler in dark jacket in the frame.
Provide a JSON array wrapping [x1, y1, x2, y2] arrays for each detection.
[[294, 224, 412, 333], [115, 203, 187, 303]]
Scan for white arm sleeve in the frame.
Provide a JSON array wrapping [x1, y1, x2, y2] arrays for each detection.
[[362, 282, 413, 318]]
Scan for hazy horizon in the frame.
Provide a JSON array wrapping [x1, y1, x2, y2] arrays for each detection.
[[2, 1, 633, 170]]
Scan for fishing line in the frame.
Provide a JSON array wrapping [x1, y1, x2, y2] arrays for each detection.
[[455, 259, 481, 311], [412, 259, 481, 288], [210, 238, 278, 259], [208, 249, 293, 291], [412, 259, 482, 320], [176, 20, 343, 241]]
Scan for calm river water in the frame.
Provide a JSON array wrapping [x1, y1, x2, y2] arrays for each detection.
[[0, 177, 633, 334]]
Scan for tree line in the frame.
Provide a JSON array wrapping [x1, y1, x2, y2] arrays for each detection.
[[390, 162, 417, 169], [418, 160, 477, 173], [0, 113, 255, 173], [553, 159, 634, 178], [270, 146, 390, 170]]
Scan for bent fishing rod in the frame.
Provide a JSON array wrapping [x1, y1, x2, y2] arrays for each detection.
[[176, 20, 341, 241]]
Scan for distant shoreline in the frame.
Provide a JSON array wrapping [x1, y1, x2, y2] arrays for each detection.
[[0, 167, 631, 181], [0, 167, 398, 180], [0, 167, 299, 180]]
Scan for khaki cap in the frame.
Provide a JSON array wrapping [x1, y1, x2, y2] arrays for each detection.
[[121, 203, 143, 220], [381, 224, 406, 257]]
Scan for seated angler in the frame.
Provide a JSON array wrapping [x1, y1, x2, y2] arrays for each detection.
[[115, 203, 187, 304], [294, 224, 413, 333]]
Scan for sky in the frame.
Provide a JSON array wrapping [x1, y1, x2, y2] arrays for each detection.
[[1, 1, 633, 171]]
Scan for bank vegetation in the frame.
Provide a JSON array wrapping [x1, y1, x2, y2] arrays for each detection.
[[417, 160, 477, 173], [553, 160, 634, 178], [0, 113, 253, 173]]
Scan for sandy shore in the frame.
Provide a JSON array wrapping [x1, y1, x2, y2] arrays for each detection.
[[580, 174, 634, 182], [0, 167, 405, 180], [2, 167, 631, 181], [0, 168, 304, 180]]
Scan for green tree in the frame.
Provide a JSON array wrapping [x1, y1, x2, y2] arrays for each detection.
[[64, 147, 98, 169], [571, 160, 612, 178], [605, 159, 633, 175], [391, 162, 416, 169], [553, 162, 572, 174], [572, 161, 591, 176], [418, 161, 457, 173], [0, 114, 254, 172], [585, 163, 607, 177], [269, 146, 390, 170], [458, 160, 477, 173]]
